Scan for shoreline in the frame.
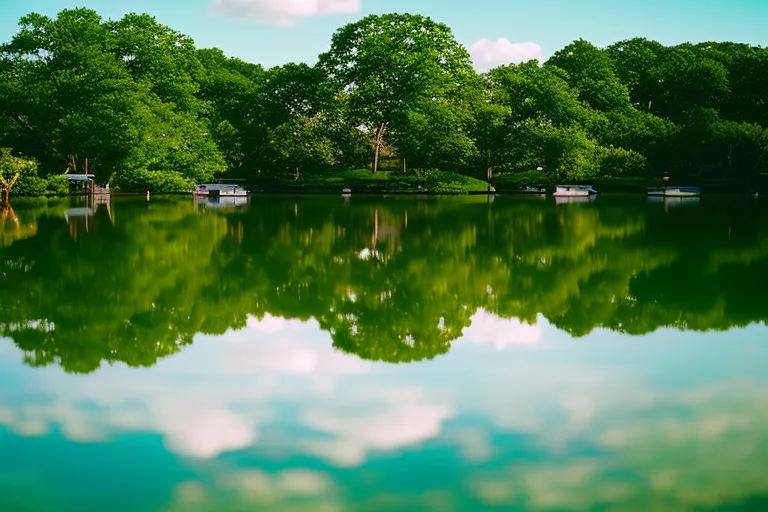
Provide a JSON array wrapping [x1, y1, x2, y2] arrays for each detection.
[[6, 189, 762, 200]]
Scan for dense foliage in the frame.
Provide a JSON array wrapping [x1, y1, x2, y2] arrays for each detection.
[[2, 9, 767, 194]]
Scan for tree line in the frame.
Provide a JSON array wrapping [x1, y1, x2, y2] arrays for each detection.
[[2, 8, 767, 198]]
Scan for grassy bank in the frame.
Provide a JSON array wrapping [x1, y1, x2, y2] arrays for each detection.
[[251, 169, 491, 194]]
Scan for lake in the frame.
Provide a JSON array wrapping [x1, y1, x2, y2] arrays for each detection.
[[1, 194, 767, 512]]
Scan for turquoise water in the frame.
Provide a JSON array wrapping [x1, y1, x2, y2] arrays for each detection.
[[1, 194, 767, 511]]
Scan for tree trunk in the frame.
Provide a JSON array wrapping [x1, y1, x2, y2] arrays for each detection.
[[402, 158, 407, 174], [487, 167, 493, 181], [0, 172, 21, 205], [372, 123, 387, 174]]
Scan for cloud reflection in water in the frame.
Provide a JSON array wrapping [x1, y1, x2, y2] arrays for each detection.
[[1, 312, 768, 511]]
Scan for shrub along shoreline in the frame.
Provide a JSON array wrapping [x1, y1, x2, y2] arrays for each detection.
[[5, 170, 763, 198]]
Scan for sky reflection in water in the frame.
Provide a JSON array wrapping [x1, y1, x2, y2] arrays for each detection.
[[2, 316, 767, 511]]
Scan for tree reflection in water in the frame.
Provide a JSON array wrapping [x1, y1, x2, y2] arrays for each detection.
[[1, 195, 767, 372]]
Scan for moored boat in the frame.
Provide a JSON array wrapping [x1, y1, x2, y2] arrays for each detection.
[[553, 185, 598, 197], [517, 185, 547, 194], [194, 184, 248, 197]]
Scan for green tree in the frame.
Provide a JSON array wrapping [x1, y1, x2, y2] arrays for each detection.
[[0, 148, 37, 203], [547, 39, 632, 112], [259, 63, 340, 177], [607, 39, 730, 121], [0, 9, 225, 189], [196, 48, 266, 172], [485, 62, 609, 181], [108, 13, 204, 113], [318, 13, 477, 173], [607, 38, 668, 112], [269, 114, 338, 178]]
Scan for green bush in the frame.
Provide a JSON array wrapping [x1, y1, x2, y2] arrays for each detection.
[[45, 175, 71, 195], [492, 171, 550, 190], [111, 168, 193, 193], [600, 146, 647, 176], [401, 169, 489, 193], [411, 168, 443, 188], [12, 176, 48, 196], [11, 174, 80, 197]]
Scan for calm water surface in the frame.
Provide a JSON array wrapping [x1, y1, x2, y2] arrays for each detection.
[[1, 194, 767, 511]]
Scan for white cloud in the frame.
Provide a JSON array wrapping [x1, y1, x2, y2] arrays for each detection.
[[461, 309, 542, 349], [159, 409, 256, 459], [301, 397, 453, 466], [209, 0, 361, 26], [468, 39, 542, 72], [221, 315, 370, 375], [247, 313, 287, 334]]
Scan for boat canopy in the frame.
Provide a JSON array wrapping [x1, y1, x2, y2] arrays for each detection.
[[195, 183, 243, 191], [64, 174, 95, 182]]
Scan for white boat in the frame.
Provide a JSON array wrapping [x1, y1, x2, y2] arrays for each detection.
[[193, 184, 248, 197], [647, 186, 700, 197], [553, 185, 598, 197]]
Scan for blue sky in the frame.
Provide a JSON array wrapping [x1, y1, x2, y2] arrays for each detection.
[[1, 0, 767, 69]]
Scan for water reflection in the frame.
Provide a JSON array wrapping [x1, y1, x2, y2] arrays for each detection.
[[194, 194, 250, 211], [1, 195, 768, 511], [555, 195, 596, 204], [1, 314, 767, 511], [1, 195, 767, 371], [647, 195, 701, 207]]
